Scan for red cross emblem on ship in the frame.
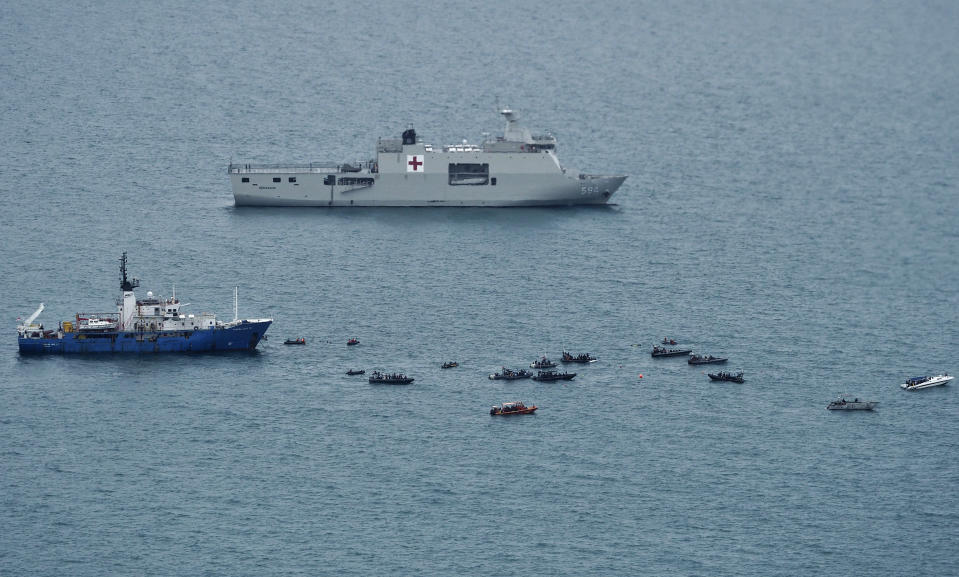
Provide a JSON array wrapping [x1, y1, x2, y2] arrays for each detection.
[[407, 155, 424, 172]]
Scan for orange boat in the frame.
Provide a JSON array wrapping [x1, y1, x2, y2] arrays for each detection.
[[489, 401, 538, 416]]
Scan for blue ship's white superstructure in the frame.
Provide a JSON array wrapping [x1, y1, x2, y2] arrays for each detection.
[[17, 253, 272, 354]]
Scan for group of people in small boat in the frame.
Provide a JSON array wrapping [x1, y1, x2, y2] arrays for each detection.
[[903, 375, 944, 387], [496, 367, 531, 377], [709, 371, 744, 382], [689, 354, 725, 362], [490, 401, 536, 415], [531, 356, 556, 368], [652, 345, 687, 354], [533, 370, 576, 380], [370, 371, 409, 380]]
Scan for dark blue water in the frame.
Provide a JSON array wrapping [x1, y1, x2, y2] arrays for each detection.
[[2, 1, 958, 575]]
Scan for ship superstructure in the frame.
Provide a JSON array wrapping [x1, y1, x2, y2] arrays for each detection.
[[17, 253, 272, 354], [228, 109, 626, 207]]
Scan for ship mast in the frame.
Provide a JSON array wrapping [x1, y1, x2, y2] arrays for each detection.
[[119, 252, 140, 292], [118, 252, 140, 331]]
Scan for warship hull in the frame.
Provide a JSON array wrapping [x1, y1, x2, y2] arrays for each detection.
[[230, 170, 625, 207], [18, 321, 271, 354]]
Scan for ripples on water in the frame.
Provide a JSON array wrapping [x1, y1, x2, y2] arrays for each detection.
[[2, 0, 957, 575]]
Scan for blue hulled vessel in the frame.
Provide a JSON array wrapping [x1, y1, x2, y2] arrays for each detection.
[[17, 253, 272, 354]]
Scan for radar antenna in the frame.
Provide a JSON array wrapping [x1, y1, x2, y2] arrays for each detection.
[[119, 252, 140, 292]]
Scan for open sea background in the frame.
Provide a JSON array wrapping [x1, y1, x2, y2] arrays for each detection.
[[2, 0, 957, 575]]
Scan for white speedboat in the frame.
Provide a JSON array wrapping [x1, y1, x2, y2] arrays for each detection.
[[77, 317, 118, 331], [900, 374, 953, 390]]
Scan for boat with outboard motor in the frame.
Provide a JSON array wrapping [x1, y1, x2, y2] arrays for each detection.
[[490, 401, 538, 416], [901, 374, 953, 390], [489, 367, 533, 380], [347, 338, 359, 346], [531, 370, 576, 382], [530, 356, 557, 369], [689, 354, 728, 365], [346, 369, 365, 376], [368, 371, 414, 384], [708, 371, 744, 383], [16, 253, 272, 354], [561, 351, 597, 364], [827, 396, 878, 410], [651, 346, 692, 357], [441, 361, 458, 369], [229, 108, 626, 207], [284, 337, 306, 345]]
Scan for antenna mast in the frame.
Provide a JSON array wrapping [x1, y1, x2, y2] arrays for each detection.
[[119, 252, 140, 292]]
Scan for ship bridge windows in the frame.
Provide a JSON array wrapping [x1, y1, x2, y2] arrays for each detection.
[[448, 163, 489, 186], [273, 177, 281, 183]]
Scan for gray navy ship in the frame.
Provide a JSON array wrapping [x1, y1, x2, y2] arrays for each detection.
[[228, 109, 626, 207]]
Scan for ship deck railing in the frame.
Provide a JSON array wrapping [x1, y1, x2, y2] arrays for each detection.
[[76, 312, 119, 319], [579, 173, 625, 179], [228, 162, 342, 175]]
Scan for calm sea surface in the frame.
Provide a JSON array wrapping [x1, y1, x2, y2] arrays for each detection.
[[2, 1, 958, 575]]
